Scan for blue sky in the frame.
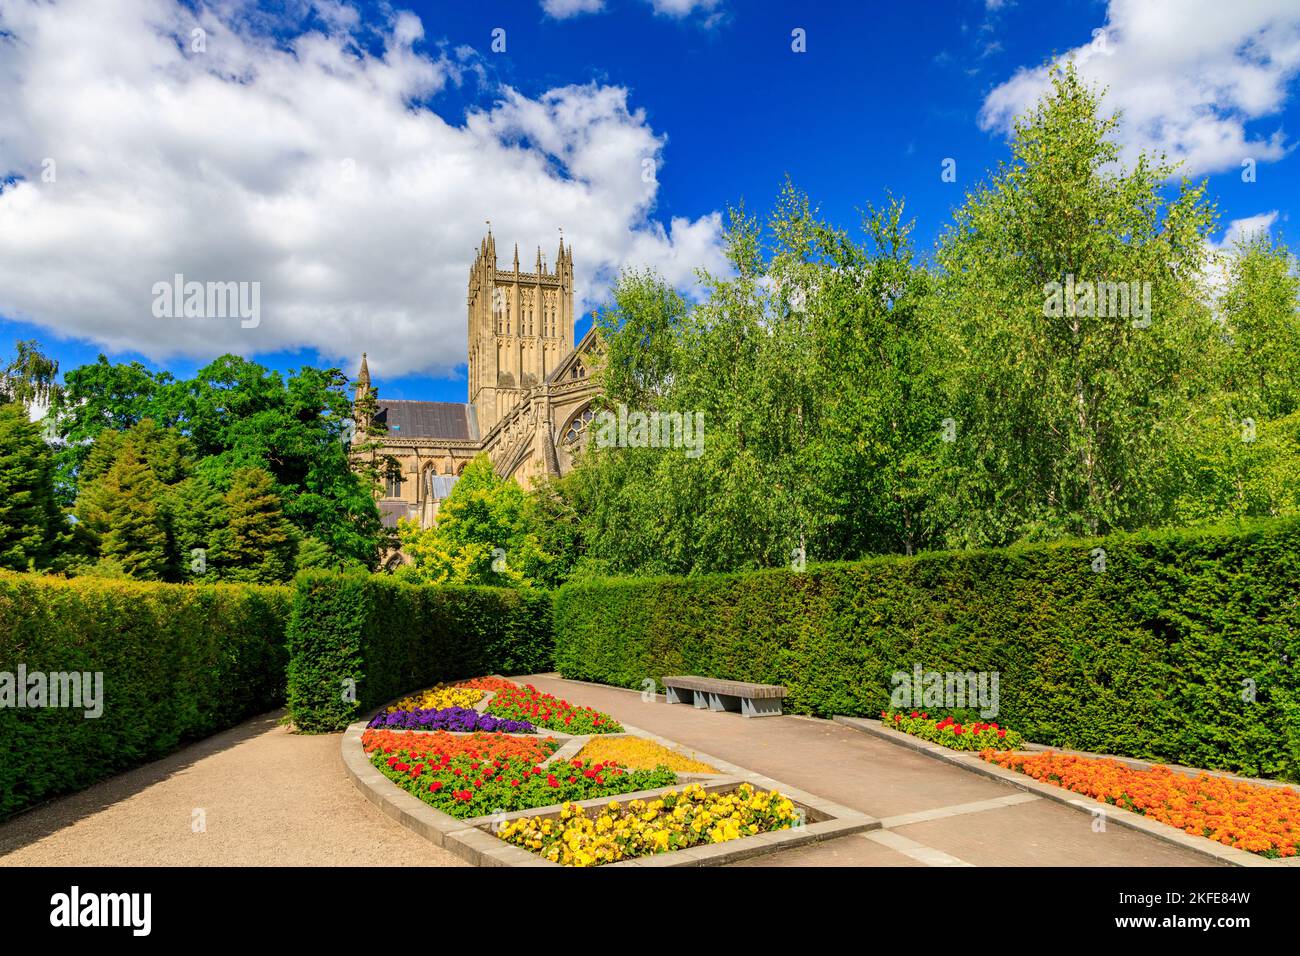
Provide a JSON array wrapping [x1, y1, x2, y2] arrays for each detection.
[[1, 0, 1297, 403]]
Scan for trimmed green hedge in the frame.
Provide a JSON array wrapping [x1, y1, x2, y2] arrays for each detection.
[[554, 520, 1300, 780], [286, 572, 554, 732], [0, 572, 290, 819]]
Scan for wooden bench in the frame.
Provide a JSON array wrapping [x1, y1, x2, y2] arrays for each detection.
[[661, 676, 787, 718]]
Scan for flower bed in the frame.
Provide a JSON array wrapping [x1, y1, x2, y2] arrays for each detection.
[[367, 706, 534, 733], [389, 685, 483, 712], [364, 730, 671, 819], [486, 684, 623, 734], [455, 677, 518, 692], [576, 737, 717, 774], [881, 710, 1023, 751], [983, 751, 1300, 859], [497, 783, 800, 867], [362, 729, 558, 765]]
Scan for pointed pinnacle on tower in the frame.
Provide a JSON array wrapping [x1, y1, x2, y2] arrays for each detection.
[[357, 352, 370, 388]]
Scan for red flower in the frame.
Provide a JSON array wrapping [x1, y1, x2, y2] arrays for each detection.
[[429, 781, 443, 792], [547, 774, 559, 787]]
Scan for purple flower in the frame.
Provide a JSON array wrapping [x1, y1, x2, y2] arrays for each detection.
[[366, 707, 535, 733]]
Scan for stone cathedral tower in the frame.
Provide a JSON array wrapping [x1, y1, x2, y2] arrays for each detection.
[[354, 226, 601, 549], [466, 228, 575, 436]]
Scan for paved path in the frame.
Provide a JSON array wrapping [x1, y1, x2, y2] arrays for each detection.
[[520, 674, 1216, 868], [0, 712, 466, 867], [0, 678, 1216, 867]]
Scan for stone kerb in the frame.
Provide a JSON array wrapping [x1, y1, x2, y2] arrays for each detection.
[[342, 714, 878, 868], [834, 716, 1291, 868]]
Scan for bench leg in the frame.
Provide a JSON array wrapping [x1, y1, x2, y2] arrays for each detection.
[[705, 692, 742, 714], [692, 691, 710, 710], [665, 686, 692, 706], [741, 697, 783, 718]]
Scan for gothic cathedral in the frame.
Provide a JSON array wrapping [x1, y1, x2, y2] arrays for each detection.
[[354, 229, 603, 535]]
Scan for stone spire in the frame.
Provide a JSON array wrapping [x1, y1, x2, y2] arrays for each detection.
[[354, 352, 372, 431]]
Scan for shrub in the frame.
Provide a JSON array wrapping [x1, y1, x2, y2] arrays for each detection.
[[553, 519, 1300, 780], [0, 571, 290, 819], [285, 571, 553, 732]]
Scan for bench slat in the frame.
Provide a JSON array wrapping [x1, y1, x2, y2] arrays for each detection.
[[661, 675, 787, 699]]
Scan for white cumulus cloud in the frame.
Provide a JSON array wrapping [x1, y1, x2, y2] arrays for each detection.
[[0, 0, 727, 379], [541, 0, 605, 19], [980, 0, 1300, 177]]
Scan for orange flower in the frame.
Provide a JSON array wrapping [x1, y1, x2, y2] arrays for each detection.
[[981, 749, 1300, 859]]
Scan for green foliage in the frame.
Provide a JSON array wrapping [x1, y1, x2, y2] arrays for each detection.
[[209, 467, 298, 583], [53, 356, 175, 499], [53, 353, 382, 567], [73, 420, 200, 580], [932, 63, 1218, 544], [554, 519, 1300, 780], [0, 571, 290, 818], [285, 570, 554, 732], [395, 455, 558, 588], [1215, 230, 1300, 422], [74, 436, 171, 580], [0, 403, 67, 571], [295, 535, 336, 572], [0, 340, 62, 407]]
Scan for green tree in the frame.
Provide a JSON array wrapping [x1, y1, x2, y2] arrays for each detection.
[[209, 467, 298, 583], [73, 420, 199, 580], [395, 455, 555, 587], [55, 353, 384, 566], [1, 340, 62, 407], [0, 403, 66, 570], [76, 442, 170, 579], [1215, 230, 1300, 422], [53, 356, 175, 503], [294, 535, 336, 572], [931, 61, 1217, 544]]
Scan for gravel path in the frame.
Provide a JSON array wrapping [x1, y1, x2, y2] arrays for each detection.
[[0, 711, 466, 867]]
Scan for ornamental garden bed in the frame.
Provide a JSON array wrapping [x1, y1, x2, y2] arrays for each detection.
[[574, 737, 719, 774], [879, 710, 1024, 751], [983, 750, 1300, 860], [835, 714, 1299, 866], [341, 676, 877, 866], [363, 727, 676, 819], [496, 782, 802, 867], [486, 684, 623, 734]]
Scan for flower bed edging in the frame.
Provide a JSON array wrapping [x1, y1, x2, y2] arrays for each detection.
[[832, 716, 1288, 868], [341, 720, 879, 867]]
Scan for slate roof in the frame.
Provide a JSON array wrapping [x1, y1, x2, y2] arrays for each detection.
[[378, 500, 412, 529], [427, 475, 459, 500], [374, 399, 473, 440]]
